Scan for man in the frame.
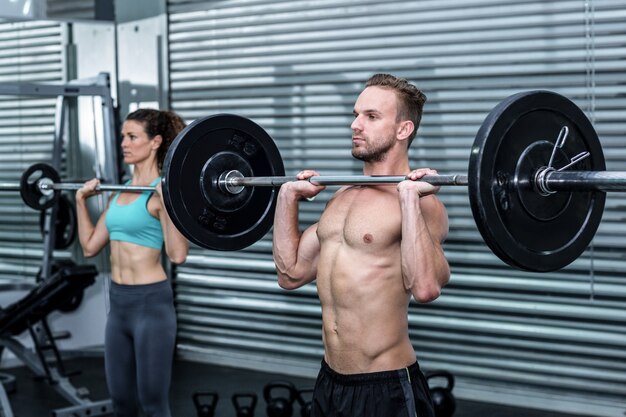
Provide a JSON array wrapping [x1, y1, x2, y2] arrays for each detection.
[[272, 73, 450, 417]]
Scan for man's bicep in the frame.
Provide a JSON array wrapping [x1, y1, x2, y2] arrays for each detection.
[[297, 223, 321, 278]]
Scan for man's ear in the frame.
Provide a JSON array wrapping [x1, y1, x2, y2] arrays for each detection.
[[151, 134, 163, 150], [397, 120, 415, 142]]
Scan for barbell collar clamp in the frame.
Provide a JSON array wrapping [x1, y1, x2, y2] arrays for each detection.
[[37, 178, 56, 197], [219, 170, 245, 195], [534, 167, 557, 196]]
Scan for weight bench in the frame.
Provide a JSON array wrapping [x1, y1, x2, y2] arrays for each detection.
[[0, 263, 113, 417]]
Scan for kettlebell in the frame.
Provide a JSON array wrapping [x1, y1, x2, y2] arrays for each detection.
[[192, 392, 219, 417], [263, 380, 297, 417], [295, 388, 314, 417], [425, 370, 456, 417], [232, 393, 258, 417]]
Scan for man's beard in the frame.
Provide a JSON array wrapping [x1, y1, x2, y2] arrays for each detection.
[[352, 135, 396, 162]]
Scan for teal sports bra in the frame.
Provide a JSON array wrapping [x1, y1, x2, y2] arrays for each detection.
[[105, 177, 164, 250]]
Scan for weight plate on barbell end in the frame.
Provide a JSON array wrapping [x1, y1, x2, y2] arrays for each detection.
[[20, 163, 61, 210], [162, 114, 285, 251], [469, 90, 606, 272]]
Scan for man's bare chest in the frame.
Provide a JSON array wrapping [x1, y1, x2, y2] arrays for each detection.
[[316, 187, 402, 249]]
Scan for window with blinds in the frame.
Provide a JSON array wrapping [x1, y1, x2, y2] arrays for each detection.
[[47, 0, 99, 21], [0, 20, 66, 283], [165, 1, 626, 414]]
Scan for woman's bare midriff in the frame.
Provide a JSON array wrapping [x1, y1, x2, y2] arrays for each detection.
[[109, 240, 166, 285]]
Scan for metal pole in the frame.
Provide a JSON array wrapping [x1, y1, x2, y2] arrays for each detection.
[[40, 183, 156, 193], [41, 95, 68, 285], [545, 171, 626, 192], [0, 183, 22, 191], [8, 170, 626, 198], [229, 174, 470, 188], [0, 181, 155, 193]]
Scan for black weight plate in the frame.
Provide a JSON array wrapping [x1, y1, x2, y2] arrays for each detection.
[[469, 91, 605, 272], [39, 194, 77, 249], [20, 163, 61, 210], [162, 114, 285, 251]]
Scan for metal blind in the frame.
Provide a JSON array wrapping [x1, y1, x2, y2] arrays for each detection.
[[167, 1, 626, 414], [0, 20, 65, 283], [47, 0, 97, 21]]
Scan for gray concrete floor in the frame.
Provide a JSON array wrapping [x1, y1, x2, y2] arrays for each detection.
[[0, 356, 596, 417]]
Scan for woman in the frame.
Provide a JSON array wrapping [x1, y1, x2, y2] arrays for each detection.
[[76, 109, 189, 417]]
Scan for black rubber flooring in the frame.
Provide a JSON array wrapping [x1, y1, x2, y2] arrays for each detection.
[[0, 355, 594, 417]]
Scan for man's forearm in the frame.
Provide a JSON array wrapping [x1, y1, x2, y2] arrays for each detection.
[[273, 189, 302, 275], [399, 190, 449, 302]]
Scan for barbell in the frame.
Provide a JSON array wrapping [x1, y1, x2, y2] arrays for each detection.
[[9, 90, 626, 272]]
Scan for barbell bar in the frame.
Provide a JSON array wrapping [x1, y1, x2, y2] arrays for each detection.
[[39, 183, 156, 193], [15, 164, 471, 207], [218, 171, 626, 193], [10, 89, 625, 272], [218, 172, 469, 194], [17, 168, 626, 199], [537, 171, 626, 192], [16, 168, 626, 203], [17, 168, 626, 205], [0, 183, 21, 191], [20, 169, 471, 198]]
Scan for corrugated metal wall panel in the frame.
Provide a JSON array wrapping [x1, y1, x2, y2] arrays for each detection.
[[46, 0, 99, 21], [0, 20, 65, 282], [167, 0, 626, 412]]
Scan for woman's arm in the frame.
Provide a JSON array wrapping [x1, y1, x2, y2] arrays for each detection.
[[75, 179, 111, 257], [154, 183, 188, 264]]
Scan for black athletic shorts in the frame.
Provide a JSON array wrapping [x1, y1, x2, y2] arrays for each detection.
[[311, 359, 435, 417]]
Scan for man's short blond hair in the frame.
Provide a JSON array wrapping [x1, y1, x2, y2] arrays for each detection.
[[365, 73, 427, 147]]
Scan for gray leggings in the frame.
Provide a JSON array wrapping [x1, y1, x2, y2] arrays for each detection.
[[105, 280, 177, 417]]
